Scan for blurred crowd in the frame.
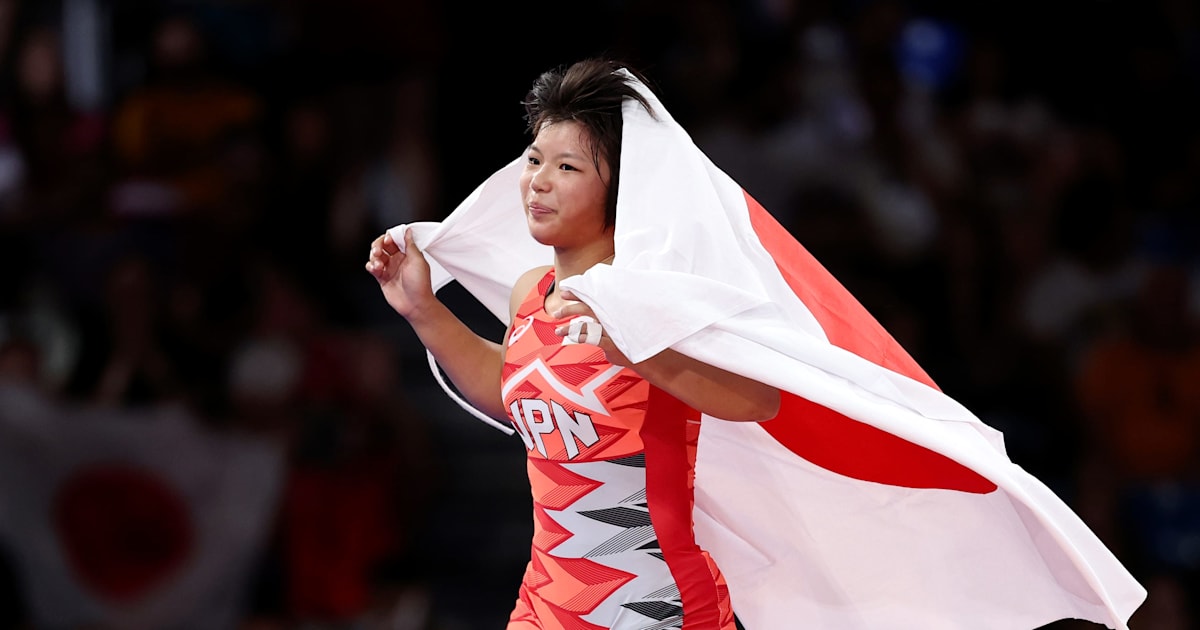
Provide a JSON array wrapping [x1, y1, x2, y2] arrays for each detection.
[[0, 0, 1197, 628]]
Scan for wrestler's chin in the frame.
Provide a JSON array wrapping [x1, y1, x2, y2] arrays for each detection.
[[525, 217, 563, 247], [529, 232, 563, 247]]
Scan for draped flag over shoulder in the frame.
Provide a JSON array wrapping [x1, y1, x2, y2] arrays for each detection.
[[387, 71, 1145, 629]]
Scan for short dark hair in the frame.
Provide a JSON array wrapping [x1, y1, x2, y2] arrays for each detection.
[[522, 58, 657, 227]]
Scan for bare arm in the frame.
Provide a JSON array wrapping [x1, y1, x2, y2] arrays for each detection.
[[366, 230, 507, 420], [622, 347, 780, 422], [552, 290, 780, 422]]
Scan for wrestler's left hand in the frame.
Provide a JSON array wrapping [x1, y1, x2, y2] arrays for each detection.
[[552, 290, 632, 367]]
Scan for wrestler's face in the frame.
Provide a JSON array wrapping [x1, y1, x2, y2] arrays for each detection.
[[520, 121, 612, 248]]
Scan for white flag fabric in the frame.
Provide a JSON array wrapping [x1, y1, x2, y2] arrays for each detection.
[[0, 384, 284, 630], [386, 72, 1145, 629]]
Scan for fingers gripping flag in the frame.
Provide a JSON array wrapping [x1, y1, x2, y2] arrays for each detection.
[[386, 71, 1145, 629]]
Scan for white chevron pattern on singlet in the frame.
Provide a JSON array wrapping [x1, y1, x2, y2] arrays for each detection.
[[502, 357, 625, 416]]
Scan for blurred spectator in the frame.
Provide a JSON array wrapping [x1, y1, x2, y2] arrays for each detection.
[[274, 334, 433, 628], [1105, 5, 1200, 205], [329, 73, 440, 260], [211, 112, 271, 240], [154, 253, 255, 419], [1, 21, 107, 227], [227, 256, 436, 628], [257, 94, 339, 293], [109, 10, 262, 218], [320, 72, 443, 330], [615, 0, 746, 129], [939, 36, 1067, 366], [993, 129, 1144, 485], [1072, 255, 1200, 588], [1018, 131, 1142, 364], [64, 251, 183, 408]]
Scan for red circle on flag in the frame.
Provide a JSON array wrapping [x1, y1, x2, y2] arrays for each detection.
[[53, 463, 194, 603]]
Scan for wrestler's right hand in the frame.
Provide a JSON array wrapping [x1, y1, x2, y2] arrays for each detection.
[[365, 230, 434, 319]]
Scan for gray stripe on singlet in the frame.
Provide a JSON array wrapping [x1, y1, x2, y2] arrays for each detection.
[[621, 488, 648, 504], [585, 525, 657, 558], [644, 584, 681, 600]]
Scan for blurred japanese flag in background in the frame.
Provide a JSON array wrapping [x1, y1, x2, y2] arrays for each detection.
[[0, 384, 283, 630]]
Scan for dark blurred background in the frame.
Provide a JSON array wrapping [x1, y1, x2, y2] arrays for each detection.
[[0, 0, 1197, 628]]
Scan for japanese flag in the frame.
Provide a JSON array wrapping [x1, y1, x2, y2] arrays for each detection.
[[0, 384, 284, 630]]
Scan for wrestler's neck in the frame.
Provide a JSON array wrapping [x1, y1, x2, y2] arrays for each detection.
[[553, 237, 615, 283]]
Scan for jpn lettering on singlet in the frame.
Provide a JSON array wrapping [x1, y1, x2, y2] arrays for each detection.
[[509, 399, 599, 459]]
